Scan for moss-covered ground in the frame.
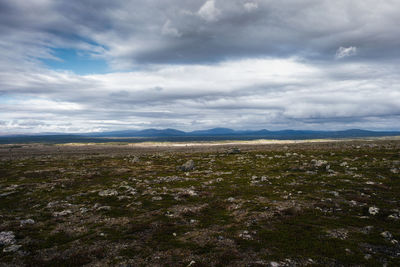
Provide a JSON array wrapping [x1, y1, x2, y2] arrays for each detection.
[[0, 140, 399, 266]]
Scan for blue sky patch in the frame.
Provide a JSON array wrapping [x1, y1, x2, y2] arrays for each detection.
[[42, 48, 109, 75]]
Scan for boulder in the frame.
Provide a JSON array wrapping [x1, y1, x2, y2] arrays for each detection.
[[179, 160, 195, 171]]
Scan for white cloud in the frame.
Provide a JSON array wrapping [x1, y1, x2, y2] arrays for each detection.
[[198, 0, 221, 22], [2, 58, 400, 133], [244, 2, 258, 12], [335, 46, 357, 59]]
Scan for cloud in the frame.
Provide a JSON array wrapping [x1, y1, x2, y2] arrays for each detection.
[[1, 0, 400, 67], [1, 57, 400, 133], [335, 46, 357, 59], [243, 2, 258, 12], [162, 20, 182, 37], [1, 0, 400, 133], [198, 0, 221, 22]]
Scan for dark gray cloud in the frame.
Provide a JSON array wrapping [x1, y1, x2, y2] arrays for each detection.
[[2, 0, 400, 66]]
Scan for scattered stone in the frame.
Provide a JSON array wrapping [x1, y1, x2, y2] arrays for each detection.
[[53, 209, 72, 217], [152, 196, 163, 201], [130, 156, 140, 163], [349, 200, 358, 206], [0, 231, 16, 246], [0, 191, 16, 197], [311, 159, 328, 167], [98, 189, 118, 197], [325, 164, 331, 170], [340, 162, 348, 167], [120, 185, 137, 195], [80, 207, 89, 213], [3, 244, 21, 253], [368, 206, 379, 215], [330, 191, 339, 197], [361, 226, 374, 234], [381, 231, 393, 241], [179, 160, 195, 171], [20, 219, 35, 226], [239, 230, 253, 240], [327, 229, 348, 240], [97, 206, 111, 211], [226, 147, 241, 154], [388, 213, 400, 220], [345, 248, 353, 254], [270, 262, 280, 267]]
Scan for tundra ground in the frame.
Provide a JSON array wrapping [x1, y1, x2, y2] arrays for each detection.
[[0, 139, 399, 266]]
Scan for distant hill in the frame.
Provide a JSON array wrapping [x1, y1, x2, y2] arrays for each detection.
[[0, 128, 399, 144]]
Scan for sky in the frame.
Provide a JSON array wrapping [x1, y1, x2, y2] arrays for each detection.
[[1, 0, 400, 134]]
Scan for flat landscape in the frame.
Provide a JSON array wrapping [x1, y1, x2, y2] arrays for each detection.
[[1, 139, 399, 266]]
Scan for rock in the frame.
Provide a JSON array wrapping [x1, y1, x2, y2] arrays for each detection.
[[239, 230, 252, 240], [53, 209, 72, 217], [362, 226, 374, 234], [368, 206, 379, 215], [130, 156, 140, 163], [3, 244, 21, 253], [381, 231, 393, 240], [120, 185, 136, 195], [325, 164, 331, 170], [0, 231, 16, 246], [97, 206, 111, 211], [226, 147, 241, 154], [390, 168, 399, 174], [182, 189, 198, 197], [152, 196, 163, 201], [20, 219, 35, 226], [0, 191, 16, 197], [330, 191, 339, 197], [311, 159, 328, 168], [98, 189, 118, 197], [187, 260, 196, 267], [180, 160, 195, 171], [327, 229, 348, 240], [270, 262, 280, 267], [388, 213, 400, 220], [340, 162, 348, 167]]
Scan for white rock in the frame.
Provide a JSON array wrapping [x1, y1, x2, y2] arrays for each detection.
[[187, 260, 196, 267], [381, 231, 393, 240], [3, 244, 21, 253], [368, 206, 379, 215], [20, 219, 35, 226], [0, 231, 16, 246], [98, 189, 118, 197], [53, 209, 72, 217]]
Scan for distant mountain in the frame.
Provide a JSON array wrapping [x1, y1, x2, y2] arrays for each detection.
[[85, 128, 186, 137], [189, 128, 236, 135], [1, 128, 399, 144]]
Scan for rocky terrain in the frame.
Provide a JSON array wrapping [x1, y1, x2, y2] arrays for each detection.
[[0, 139, 399, 266]]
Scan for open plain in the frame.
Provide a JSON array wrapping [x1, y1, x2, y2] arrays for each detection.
[[0, 139, 399, 266]]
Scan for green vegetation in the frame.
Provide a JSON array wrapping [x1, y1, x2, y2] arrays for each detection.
[[0, 140, 399, 266]]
